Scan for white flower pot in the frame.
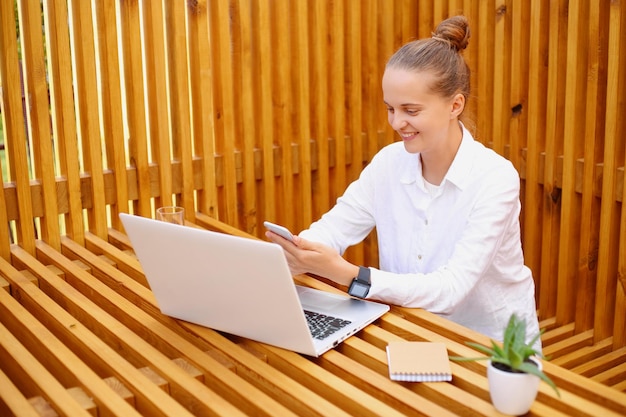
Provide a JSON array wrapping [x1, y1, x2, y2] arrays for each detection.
[[487, 358, 541, 415]]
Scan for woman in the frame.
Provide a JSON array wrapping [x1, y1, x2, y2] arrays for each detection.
[[266, 15, 541, 347]]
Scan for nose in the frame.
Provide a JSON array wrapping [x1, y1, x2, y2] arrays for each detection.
[[389, 112, 408, 130]]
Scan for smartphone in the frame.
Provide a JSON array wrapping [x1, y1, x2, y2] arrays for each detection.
[[263, 221, 295, 243]]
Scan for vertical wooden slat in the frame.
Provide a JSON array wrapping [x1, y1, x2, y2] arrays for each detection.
[[329, 1, 346, 204], [476, 0, 495, 144], [401, 0, 418, 41], [491, 0, 511, 156], [94, 0, 128, 230], [142, 1, 172, 210], [557, 0, 588, 326], [229, 0, 243, 228], [508, 0, 529, 171], [418, 0, 434, 39], [0, 1, 36, 254], [186, 0, 218, 220], [0, 0, 19, 258], [255, 0, 275, 225], [433, 0, 448, 24], [230, 0, 257, 234], [617, 160, 626, 347], [68, 0, 107, 238], [273, 0, 296, 229], [574, 0, 609, 333], [18, 0, 60, 249], [343, 1, 365, 267], [362, 0, 380, 164], [119, 0, 152, 219], [292, 0, 313, 233], [448, 0, 464, 16], [311, 2, 330, 219], [210, 0, 239, 226], [43, 0, 83, 243], [596, 0, 626, 344], [378, 2, 395, 149], [538, 0, 569, 321], [524, 0, 550, 313], [509, 0, 530, 270], [346, 1, 363, 183], [163, 1, 194, 219], [462, 0, 479, 133]]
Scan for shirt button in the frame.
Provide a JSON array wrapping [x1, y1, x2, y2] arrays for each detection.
[[425, 219, 429, 225], [418, 254, 422, 260]]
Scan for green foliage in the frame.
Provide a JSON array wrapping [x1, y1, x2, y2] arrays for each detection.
[[450, 314, 560, 397]]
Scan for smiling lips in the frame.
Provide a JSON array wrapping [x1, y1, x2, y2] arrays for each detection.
[[400, 131, 418, 140]]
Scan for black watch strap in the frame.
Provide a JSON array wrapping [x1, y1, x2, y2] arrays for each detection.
[[348, 266, 371, 298], [356, 266, 371, 284]]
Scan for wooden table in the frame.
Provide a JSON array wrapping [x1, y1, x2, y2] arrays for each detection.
[[0, 222, 625, 416]]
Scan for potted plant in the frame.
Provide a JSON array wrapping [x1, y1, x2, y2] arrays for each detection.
[[450, 314, 560, 415]]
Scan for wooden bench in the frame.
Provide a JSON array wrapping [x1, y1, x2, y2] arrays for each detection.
[[1, 218, 625, 416]]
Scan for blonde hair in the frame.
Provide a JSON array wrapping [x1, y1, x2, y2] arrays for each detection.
[[386, 15, 471, 102]]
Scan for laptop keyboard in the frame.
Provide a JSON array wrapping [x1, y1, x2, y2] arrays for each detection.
[[304, 310, 352, 340]]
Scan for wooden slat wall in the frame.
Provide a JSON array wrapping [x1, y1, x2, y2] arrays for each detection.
[[0, 0, 624, 361]]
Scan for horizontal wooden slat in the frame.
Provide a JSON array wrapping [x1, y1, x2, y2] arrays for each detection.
[[0, 365, 47, 417], [3, 148, 624, 223], [542, 330, 595, 361], [550, 337, 615, 369], [0, 299, 105, 417], [571, 347, 626, 378]]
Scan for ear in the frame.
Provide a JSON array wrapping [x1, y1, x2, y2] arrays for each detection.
[[450, 93, 465, 119]]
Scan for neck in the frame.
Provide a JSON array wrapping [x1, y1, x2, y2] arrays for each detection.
[[421, 121, 463, 185]]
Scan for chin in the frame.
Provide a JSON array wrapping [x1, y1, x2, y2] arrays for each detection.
[[402, 141, 422, 154]]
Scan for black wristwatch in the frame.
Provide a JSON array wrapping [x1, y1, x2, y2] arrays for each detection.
[[348, 266, 371, 298]]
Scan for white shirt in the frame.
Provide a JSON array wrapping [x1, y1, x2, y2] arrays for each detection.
[[300, 125, 541, 346]]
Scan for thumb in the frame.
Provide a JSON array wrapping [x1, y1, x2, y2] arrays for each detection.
[[292, 234, 314, 250]]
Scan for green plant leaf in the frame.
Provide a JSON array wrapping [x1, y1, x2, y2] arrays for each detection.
[[466, 341, 497, 357], [517, 361, 560, 397]]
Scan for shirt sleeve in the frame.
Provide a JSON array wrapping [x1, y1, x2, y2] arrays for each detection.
[[367, 162, 523, 315], [298, 157, 379, 255]]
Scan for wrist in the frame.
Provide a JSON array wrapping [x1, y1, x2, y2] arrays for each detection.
[[339, 264, 360, 286]]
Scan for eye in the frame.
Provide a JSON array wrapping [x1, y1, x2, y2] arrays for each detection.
[[405, 109, 420, 116], [386, 106, 395, 114]]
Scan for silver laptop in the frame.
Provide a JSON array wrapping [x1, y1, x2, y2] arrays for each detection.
[[120, 213, 389, 356]]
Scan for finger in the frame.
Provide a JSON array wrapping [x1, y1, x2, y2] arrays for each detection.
[[266, 231, 288, 245], [266, 230, 299, 248], [292, 235, 318, 250]]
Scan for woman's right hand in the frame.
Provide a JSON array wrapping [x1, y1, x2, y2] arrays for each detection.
[[265, 232, 359, 287]]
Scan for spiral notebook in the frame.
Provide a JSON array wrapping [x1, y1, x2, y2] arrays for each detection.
[[386, 341, 452, 382]]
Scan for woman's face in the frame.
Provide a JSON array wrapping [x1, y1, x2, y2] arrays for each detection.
[[382, 68, 463, 155]]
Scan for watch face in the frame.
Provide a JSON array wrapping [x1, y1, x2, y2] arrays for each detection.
[[349, 280, 370, 298]]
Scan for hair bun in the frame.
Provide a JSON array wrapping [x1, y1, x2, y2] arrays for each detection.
[[432, 15, 470, 51]]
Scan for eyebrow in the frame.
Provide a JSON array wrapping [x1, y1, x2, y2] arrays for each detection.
[[383, 101, 422, 107]]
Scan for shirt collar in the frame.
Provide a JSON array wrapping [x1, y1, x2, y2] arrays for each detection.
[[442, 124, 475, 191], [399, 123, 476, 191]]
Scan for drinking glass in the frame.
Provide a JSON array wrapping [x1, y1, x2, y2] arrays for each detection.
[[156, 206, 185, 225]]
